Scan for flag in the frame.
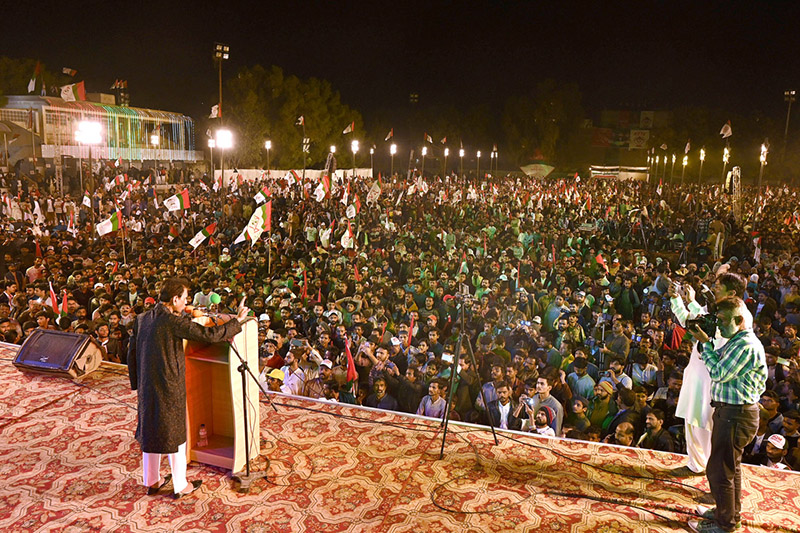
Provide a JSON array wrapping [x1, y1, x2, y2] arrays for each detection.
[[62, 67, 77, 77], [354, 263, 361, 282], [656, 179, 663, 196], [60, 81, 86, 102], [254, 184, 272, 204], [384, 128, 393, 141], [354, 194, 361, 214], [61, 289, 69, 316], [189, 222, 217, 248], [28, 61, 41, 93], [35, 239, 42, 258], [96, 211, 121, 236], [720, 120, 732, 138], [660, 143, 667, 150], [342, 121, 354, 134], [344, 338, 358, 385], [595, 253, 608, 272], [163, 189, 190, 211], [264, 200, 272, 232], [114, 157, 122, 168], [236, 202, 271, 245], [493, 143, 498, 152], [82, 191, 91, 208], [296, 115, 305, 126], [49, 282, 60, 315], [684, 140, 691, 154], [209, 104, 219, 118], [346, 204, 356, 219], [440, 136, 447, 144], [425, 133, 433, 143]]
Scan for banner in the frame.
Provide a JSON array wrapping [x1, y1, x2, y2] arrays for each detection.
[[628, 129, 650, 150]]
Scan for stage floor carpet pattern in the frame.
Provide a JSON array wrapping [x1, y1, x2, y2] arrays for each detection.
[[1, 342, 799, 533]]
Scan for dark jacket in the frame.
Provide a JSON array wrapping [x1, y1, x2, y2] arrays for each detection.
[[487, 399, 522, 431], [128, 304, 241, 453]]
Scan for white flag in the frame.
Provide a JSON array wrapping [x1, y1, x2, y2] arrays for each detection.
[[346, 204, 356, 219], [313, 183, 326, 202], [720, 121, 732, 138], [209, 104, 219, 118]]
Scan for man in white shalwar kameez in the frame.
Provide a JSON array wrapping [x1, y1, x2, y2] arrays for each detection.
[[669, 269, 751, 476]]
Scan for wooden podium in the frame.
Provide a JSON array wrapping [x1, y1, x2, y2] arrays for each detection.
[[184, 317, 260, 474]]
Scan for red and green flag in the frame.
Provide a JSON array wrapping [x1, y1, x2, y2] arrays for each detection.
[[96, 211, 121, 236], [189, 222, 217, 249], [163, 189, 190, 211]]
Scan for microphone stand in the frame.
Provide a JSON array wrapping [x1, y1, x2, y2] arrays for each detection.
[[439, 293, 498, 459]]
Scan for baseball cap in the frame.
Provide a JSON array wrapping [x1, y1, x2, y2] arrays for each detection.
[[532, 316, 542, 324], [767, 434, 786, 450], [390, 337, 402, 346], [597, 381, 614, 395], [259, 313, 271, 322], [319, 359, 333, 369], [267, 369, 285, 381], [144, 297, 156, 305]]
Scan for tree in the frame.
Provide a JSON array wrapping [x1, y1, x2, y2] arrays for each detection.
[[221, 65, 363, 170], [0, 56, 72, 105], [502, 79, 583, 167]]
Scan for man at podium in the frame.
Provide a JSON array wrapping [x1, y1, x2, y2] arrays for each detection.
[[128, 277, 249, 499]]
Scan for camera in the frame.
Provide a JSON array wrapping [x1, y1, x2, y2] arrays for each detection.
[[686, 315, 717, 339], [289, 338, 305, 348]]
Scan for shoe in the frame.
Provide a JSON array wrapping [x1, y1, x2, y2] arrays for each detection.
[[669, 466, 705, 477], [695, 492, 716, 505], [172, 480, 202, 499], [146, 474, 172, 495], [695, 506, 742, 530], [688, 519, 727, 532]]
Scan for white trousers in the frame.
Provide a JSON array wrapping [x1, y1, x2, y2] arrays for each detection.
[[142, 442, 188, 494], [685, 423, 712, 473]]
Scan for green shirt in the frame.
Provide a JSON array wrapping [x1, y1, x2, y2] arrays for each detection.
[[700, 329, 767, 405]]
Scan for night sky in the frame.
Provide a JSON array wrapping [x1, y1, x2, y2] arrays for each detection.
[[3, 0, 799, 122]]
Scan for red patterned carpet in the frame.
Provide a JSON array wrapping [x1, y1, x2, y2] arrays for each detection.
[[1, 341, 799, 533]]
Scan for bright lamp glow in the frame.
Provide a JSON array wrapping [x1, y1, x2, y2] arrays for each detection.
[[330, 145, 336, 154], [216, 129, 233, 149], [265, 140, 272, 150], [208, 138, 216, 148], [351, 140, 359, 154], [150, 134, 159, 147], [390, 144, 397, 155], [477, 151, 481, 158], [723, 147, 730, 163], [459, 149, 465, 157], [444, 148, 449, 157], [682, 155, 688, 166], [671, 154, 676, 163], [700, 148, 705, 161], [422, 147, 427, 156], [760, 144, 768, 163], [75, 120, 102, 145]]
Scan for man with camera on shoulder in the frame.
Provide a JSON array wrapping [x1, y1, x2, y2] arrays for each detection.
[[687, 297, 767, 533]]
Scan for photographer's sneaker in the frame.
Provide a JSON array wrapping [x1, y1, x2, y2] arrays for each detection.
[[695, 505, 741, 530]]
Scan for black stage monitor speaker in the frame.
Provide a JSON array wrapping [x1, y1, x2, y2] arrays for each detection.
[[13, 329, 104, 378]]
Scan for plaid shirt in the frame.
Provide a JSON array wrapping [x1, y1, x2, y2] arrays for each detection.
[[700, 329, 767, 405]]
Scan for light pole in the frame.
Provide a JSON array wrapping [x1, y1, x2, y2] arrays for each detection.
[[699, 148, 705, 183], [369, 147, 374, 177], [208, 138, 215, 182], [459, 148, 464, 179], [443, 148, 449, 177], [670, 154, 676, 184], [681, 155, 688, 188], [784, 90, 796, 163], [390, 143, 396, 178], [492, 146, 498, 177], [758, 143, 768, 206], [655, 155, 660, 180], [351, 140, 359, 179], [214, 43, 229, 119], [721, 147, 730, 181], [476, 150, 481, 180], [151, 133, 160, 181], [421, 146, 427, 177], [264, 140, 271, 176], [216, 129, 233, 200], [75, 120, 102, 193]]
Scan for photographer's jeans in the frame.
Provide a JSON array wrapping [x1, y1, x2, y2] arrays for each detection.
[[707, 402, 759, 531]]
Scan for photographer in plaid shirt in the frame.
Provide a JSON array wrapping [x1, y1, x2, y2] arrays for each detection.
[[688, 297, 768, 533]]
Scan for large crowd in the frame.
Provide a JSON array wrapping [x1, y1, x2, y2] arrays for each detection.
[[2, 163, 799, 471]]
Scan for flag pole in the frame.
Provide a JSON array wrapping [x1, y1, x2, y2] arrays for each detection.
[[268, 230, 272, 274], [120, 214, 128, 265], [29, 108, 37, 170]]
